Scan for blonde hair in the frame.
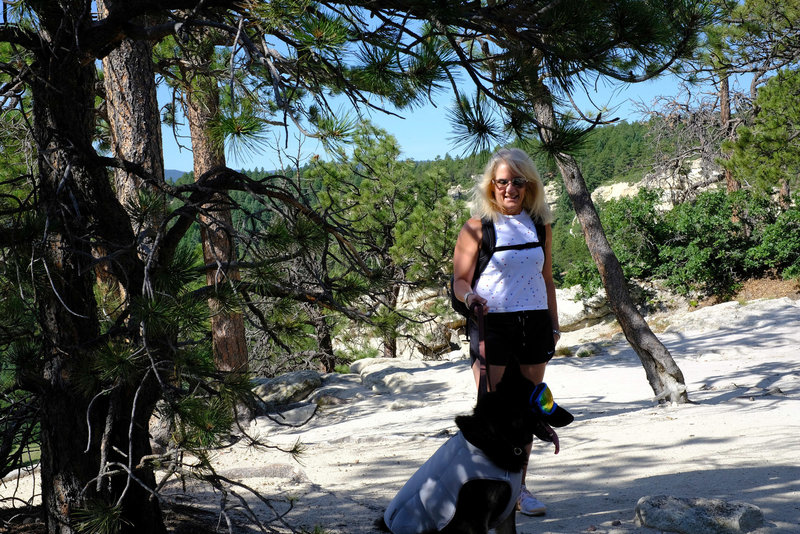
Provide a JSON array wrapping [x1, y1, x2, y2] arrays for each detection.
[[470, 148, 553, 225]]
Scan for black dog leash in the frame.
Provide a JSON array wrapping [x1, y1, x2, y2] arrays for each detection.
[[469, 302, 491, 399]]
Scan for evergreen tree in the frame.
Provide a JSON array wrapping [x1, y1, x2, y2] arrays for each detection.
[[726, 69, 800, 205], [0, 2, 449, 531], [309, 123, 436, 358]]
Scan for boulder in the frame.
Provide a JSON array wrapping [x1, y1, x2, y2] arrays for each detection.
[[635, 495, 764, 534], [252, 370, 323, 410], [307, 373, 370, 406], [574, 342, 603, 358], [351, 358, 441, 395], [557, 286, 614, 332]]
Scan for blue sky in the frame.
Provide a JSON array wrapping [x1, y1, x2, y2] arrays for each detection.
[[160, 76, 678, 173]]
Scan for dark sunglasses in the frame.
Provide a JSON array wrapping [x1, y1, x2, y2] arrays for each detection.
[[493, 177, 527, 188]]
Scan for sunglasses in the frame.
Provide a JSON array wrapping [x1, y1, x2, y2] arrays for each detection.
[[493, 177, 527, 189], [529, 383, 557, 416]]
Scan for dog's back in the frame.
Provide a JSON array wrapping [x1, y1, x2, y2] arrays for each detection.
[[382, 431, 522, 533]]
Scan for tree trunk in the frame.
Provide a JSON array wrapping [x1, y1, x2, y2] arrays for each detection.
[[97, 1, 165, 210], [306, 304, 337, 372], [30, 8, 165, 532], [779, 179, 791, 209], [720, 73, 739, 195], [532, 82, 689, 403], [184, 65, 248, 373], [96, 0, 166, 299], [382, 284, 400, 358]]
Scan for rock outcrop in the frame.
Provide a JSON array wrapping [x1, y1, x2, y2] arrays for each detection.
[[635, 495, 764, 534]]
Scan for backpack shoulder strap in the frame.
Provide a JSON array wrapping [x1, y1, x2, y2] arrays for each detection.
[[536, 221, 546, 245], [481, 218, 495, 254], [473, 218, 495, 281]]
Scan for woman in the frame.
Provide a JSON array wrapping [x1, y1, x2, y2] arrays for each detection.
[[452, 147, 561, 516]]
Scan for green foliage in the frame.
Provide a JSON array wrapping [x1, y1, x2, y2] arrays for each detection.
[[73, 500, 131, 534], [726, 69, 800, 198], [303, 122, 464, 356], [600, 188, 666, 280], [576, 121, 653, 191], [170, 395, 236, 449], [0, 44, 32, 183], [211, 101, 269, 164], [447, 94, 503, 154], [596, 187, 799, 298], [657, 191, 751, 297], [433, 0, 709, 153], [390, 167, 465, 285], [562, 259, 603, 299], [744, 195, 800, 278], [550, 215, 593, 286], [413, 153, 487, 188]]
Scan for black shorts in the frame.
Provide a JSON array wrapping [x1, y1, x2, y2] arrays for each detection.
[[469, 309, 555, 367]]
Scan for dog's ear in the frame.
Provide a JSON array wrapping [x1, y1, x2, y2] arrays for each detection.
[[531, 420, 555, 442], [455, 414, 479, 440]]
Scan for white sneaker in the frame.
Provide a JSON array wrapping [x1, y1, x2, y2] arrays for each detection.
[[517, 485, 546, 516]]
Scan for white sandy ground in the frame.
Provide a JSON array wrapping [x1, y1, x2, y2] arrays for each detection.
[[3, 297, 800, 533]]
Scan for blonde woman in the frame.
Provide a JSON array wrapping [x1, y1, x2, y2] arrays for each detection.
[[452, 148, 561, 516]]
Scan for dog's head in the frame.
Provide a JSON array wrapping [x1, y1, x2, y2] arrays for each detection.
[[455, 366, 574, 471]]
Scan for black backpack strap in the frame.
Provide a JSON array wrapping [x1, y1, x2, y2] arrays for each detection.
[[492, 221, 547, 252], [472, 218, 495, 283], [494, 241, 541, 252]]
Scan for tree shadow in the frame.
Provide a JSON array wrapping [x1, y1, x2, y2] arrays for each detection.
[[527, 463, 800, 534]]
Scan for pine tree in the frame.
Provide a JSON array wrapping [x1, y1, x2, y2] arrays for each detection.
[[0, 2, 455, 530], [308, 123, 420, 358], [727, 69, 800, 205]]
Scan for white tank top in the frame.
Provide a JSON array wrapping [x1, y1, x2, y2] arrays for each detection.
[[474, 212, 548, 313]]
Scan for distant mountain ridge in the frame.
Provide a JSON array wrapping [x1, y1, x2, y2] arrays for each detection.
[[165, 169, 188, 182]]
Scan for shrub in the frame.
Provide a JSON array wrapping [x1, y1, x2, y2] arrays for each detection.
[[562, 259, 603, 298], [596, 188, 794, 299], [655, 191, 752, 298], [600, 188, 666, 280], [745, 200, 800, 279]]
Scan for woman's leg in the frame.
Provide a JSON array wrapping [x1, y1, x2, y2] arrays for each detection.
[[517, 362, 549, 515], [519, 362, 548, 479], [471, 361, 508, 392], [471, 358, 481, 389], [520, 362, 547, 385], [483, 363, 547, 495], [488, 364, 506, 391]]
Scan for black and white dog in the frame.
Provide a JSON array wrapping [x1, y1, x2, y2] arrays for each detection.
[[381, 366, 573, 534]]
